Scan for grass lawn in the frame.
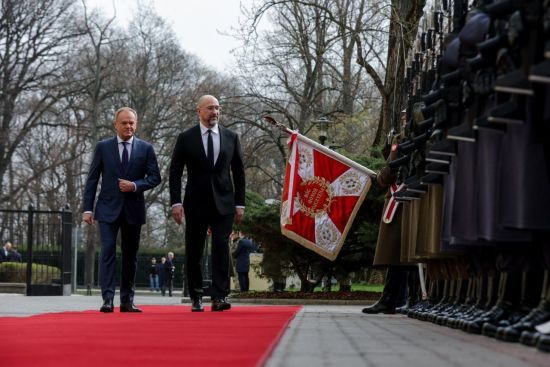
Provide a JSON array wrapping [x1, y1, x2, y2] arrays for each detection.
[[351, 283, 384, 292], [285, 283, 383, 293]]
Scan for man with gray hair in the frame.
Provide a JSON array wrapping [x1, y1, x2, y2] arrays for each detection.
[[83, 107, 161, 313]]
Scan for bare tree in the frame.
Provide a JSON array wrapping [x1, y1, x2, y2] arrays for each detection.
[[223, 0, 382, 201], [0, 0, 83, 203], [356, 0, 425, 146], [69, 2, 123, 288], [238, 0, 425, 150]]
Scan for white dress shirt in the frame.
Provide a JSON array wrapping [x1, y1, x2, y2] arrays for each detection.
[[199, 123, 220, 164], [117, 136, 134, 161], [172, 123, 243, 209]]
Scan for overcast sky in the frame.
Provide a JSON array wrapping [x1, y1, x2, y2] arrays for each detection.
[[85, 0, 252, 72]]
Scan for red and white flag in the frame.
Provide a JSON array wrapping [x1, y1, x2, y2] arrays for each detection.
[[281, 132, 375, 260]]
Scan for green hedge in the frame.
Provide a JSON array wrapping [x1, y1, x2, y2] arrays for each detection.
[[0, 262, 61, 284]]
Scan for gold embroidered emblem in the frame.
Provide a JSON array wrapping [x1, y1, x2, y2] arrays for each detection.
[[296, 176, 333, 218]]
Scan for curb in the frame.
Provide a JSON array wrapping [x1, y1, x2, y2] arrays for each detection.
[[180, 298, 376, 306]]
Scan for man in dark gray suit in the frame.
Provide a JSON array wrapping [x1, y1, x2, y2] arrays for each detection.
[[169, 95, 245, 312], [83, 107, 161, 313]]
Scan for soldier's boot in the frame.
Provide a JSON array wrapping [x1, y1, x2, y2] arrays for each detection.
[[362, 267, 406, 315], [465, 272, 518, 334], [497, 271, 550, 342], [396, 268, 420, 314], [520, 271, 550, 345]]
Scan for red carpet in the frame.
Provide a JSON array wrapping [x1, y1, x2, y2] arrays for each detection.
[[1, 305, 301, 367]]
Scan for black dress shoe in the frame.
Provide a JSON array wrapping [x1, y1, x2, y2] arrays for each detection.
[[100, 299, 114, 313], [536, 334, 550, 352], [520, 331, 541, 347], [466, 305, 509, 334], [191, 297, 204, 312], [496, 307, 550, 342], [362, 301, 396, 314], [120, 303, 142, 312], [212, 298, 231, 312]]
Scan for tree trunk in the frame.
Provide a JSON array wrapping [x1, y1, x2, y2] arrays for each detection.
[[372, 0, 426, 147]]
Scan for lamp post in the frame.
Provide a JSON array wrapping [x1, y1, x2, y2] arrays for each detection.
[[317, 116, 331, 146]]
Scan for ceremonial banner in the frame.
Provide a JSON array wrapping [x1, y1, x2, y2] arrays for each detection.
[[281, 132, 374, 260]]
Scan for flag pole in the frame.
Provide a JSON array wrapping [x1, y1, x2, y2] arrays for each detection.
[[263, 116, 377, 178]]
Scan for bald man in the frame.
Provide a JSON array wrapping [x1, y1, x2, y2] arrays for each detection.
[[169, 95, 245, 312]]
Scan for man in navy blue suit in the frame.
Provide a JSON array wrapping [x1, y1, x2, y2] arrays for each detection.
[[83, 107, 161, 313], [233, 233, 256, 292], [169, 95, 245, 312]]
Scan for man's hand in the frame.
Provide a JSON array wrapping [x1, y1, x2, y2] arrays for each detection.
[[82, 212, 94, 225], [172, 205, 184, 225], [118, 179, 135, 192], [234, 207, 244, 224]]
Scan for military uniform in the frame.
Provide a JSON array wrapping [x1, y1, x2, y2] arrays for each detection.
[[373, 136, 404, 267]]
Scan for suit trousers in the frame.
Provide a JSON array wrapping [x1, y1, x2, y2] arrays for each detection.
[[98, 216, 141, 303], [238, 272, 250, 292], [185, 204, 233, 300]]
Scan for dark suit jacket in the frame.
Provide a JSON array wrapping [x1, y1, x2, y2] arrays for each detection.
[[233, 237, 256, 273], [0, 248, 9, 262], [164, 259, 175, 280], [169, 124, 245, 216], [7, 251, 22, 262], [83, 136, 161, 225]]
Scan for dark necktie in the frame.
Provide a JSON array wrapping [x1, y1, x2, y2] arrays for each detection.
[[207, 129, 214, 167], [121, 141, 129, 171]]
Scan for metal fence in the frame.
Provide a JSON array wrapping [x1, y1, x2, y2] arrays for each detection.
[[0, 206, 72, 295]]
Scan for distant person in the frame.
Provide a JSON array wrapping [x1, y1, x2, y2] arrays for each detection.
[[162, 252, 175, 297], [8, 244, 22, 262], [158, 257, 167, 295], [1, 241, 12, 262], [148, 257, 160, 292], [233, 233, 256, 292], [82, 107, 161, 313]]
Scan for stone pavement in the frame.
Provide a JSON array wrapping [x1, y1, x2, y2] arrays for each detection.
[[266, 306, 549, 367], [1, 294, 548, 367]]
